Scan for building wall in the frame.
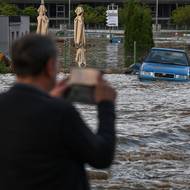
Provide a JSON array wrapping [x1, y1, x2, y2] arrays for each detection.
[[0, 17, 9, 54], [0, 16, 30, 54], [9, 16, 30, 47]]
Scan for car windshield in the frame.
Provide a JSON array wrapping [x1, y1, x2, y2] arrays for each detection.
[[145, 49, 189, 66]]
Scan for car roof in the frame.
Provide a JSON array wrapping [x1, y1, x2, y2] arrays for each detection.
[[151, 48, 186, 53]]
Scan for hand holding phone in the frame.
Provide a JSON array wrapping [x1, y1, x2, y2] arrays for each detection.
[[63, 68, 100, 104], [63, 68, 116, 105], [50, 79, 69, 98]]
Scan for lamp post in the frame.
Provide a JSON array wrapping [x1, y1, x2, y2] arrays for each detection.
[[68, 0, 71, 29], [155, 0, 159, 31]]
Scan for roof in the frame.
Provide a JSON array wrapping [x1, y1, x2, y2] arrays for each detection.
[[151, 48, 186, 53]]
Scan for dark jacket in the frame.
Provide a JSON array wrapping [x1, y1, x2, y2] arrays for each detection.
[[0, 84, 116, 190]]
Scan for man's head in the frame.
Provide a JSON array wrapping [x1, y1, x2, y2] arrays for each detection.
[[11, 34, 57, 91]]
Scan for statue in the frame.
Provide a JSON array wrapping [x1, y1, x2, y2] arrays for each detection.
[[36, 0, 49, 35], [74, 6, 86, 67]]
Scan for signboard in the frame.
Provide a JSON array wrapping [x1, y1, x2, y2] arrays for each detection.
[[106, 9, 118, 27]]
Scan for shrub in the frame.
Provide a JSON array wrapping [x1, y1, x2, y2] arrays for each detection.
[[0, 61, 10, 74]]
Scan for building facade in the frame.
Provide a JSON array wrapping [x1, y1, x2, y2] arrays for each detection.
[[0, 16, 30, 54], [8, 0, 190, 28]]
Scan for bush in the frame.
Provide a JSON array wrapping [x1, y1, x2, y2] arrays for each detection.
[[22, 6, 38, 23], [124, 0, 154, 67], [0, 61, 10, 74], [0, 3, 37, 23], [0, 3, 20, 16]]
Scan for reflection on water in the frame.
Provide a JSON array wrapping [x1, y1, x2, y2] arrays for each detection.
[[57, 38, 125, 70], [106, 43, 119, 68]]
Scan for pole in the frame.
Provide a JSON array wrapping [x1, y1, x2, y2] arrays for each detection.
[[68, 0, 71, 29], [134, 41, 136, 64], [155, 0, 159, 32]]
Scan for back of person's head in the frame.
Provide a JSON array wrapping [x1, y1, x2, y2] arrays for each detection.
[[11, 34, 57, 76]]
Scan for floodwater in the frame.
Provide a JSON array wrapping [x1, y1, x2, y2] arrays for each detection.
[[79, 75, 190, 190], [1, 38, 190, 189], [1, 74, 190, 189], [57, 37, 125, 70]]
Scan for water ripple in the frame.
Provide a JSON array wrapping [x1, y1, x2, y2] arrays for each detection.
[[1, 74, 190, 189]]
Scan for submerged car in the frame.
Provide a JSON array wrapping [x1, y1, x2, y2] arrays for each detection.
[[139, 48, 190, 81]]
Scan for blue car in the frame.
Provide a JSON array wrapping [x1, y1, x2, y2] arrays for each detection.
[[110, 36, 123, 44], [139, 48, 190, 81]]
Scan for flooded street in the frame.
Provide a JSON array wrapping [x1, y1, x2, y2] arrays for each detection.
[[57, 37, 125, 70], [1, 74, 190, 189], [1, 38, 190, 189], [79, 75, 190, 189]]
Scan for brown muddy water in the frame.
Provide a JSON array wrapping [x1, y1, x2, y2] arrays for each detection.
[[1, 38, 190, 189], [1, 74, 190, 190]]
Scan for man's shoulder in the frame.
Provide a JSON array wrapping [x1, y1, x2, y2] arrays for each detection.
[[0, 87, 76, 116]]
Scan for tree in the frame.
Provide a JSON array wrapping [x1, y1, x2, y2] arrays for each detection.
[[0, 3, 20, 16], [22, 7, 38, 22], [118, 7, 125, 27], [80, 4, 106, 28], [82, 4, 96, 27], [172, 5, 190, 26], [124, 0, 154, 67], [94, 6, 106, 26]]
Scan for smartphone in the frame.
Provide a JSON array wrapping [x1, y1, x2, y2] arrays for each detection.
[[63, 68, 101, 105]]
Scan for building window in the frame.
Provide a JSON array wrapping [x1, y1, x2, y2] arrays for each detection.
[[16, 31, 19, 38], [11, 32, 15, 41], [56, 5, 65, 18]]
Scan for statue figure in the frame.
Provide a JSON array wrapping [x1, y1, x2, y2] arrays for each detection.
[[74, 6, 86, 67], [36, 0, 49, 35]]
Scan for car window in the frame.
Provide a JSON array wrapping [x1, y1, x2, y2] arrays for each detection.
[[145, 50, 189, 66]]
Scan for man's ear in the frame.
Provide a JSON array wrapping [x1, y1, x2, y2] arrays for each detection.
[[44, 58, 57, 78]]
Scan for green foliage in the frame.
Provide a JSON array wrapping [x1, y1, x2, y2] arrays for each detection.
[[94, 6, 106, 25], [0, 3, 20, 16], [118, 7, 125, 26], [22, 6, 38, 22], [172, 5, 190, 26], [0, 61, 10, 74], [80, 4, 106, 27], [124, 0, 154, 67], [0, 3, 37, 22]]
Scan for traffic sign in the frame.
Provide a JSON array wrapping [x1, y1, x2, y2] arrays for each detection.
[[106, 5, 118, 27]]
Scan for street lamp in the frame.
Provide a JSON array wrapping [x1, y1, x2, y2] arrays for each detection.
[[155, 0, 159, 31], [69, 0, 71, 29]]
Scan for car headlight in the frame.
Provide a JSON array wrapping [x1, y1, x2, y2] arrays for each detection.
[[175, 75, 188, 79], [141, 71, 155, 77]]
